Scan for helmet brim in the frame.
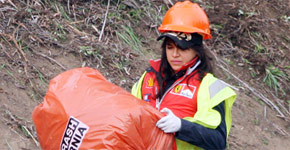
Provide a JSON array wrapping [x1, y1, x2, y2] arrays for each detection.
[[158, 25, 212, 40], [157, 32, 203, 50]]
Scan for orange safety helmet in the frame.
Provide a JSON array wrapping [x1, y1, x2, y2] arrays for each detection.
[[158, 1, 212, 40]]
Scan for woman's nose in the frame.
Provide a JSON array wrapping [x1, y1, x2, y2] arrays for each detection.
[[172, 48, 180, 57]]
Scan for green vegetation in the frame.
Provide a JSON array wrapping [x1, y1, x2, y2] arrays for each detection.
[[211, 23, 224, 30], [263, 65, 288, 95], [249, 67, 257, 78], [242, 58, 252, 65], [280, 15, 290, 22], [254, 118, 259, 125], [116, 25, 143, 54], [20, 125, 31, 138], [0, 64, 26, 88], [52, 23, 67, 41], [129, 9, 144, 21], [226, 143, 230, 150], [34, 67, 48, 86], [223, 58, 234, 65], [262, 138, 269, 145], [17, 39, 29, 52], [255, 42, 265, 53], [238, 9, 256, 17], [50, 1, 71, 20], [79, 46, 95, 56]]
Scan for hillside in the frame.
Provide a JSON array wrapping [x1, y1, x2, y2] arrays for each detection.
[[0, 0, 289, 149]]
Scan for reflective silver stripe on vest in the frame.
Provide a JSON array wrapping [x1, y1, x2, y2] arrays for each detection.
[[209, 79, 228, 99]]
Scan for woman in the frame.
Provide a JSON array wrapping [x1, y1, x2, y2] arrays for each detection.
[[131, 1, 236, 150]]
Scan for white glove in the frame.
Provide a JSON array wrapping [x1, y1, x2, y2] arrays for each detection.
[[156, 108, 181, 133]]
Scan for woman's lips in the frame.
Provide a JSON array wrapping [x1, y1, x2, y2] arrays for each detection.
[[171, 60, 182, 65]]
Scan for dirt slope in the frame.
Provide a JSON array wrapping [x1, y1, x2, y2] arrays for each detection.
[[0, 0, 289, 149]]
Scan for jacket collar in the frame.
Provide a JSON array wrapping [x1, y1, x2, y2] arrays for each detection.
[[149, 59, 161, 72]]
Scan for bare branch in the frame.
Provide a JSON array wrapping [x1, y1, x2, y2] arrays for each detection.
[[99, 0, 110, 42], [32, 51, 67, 71]]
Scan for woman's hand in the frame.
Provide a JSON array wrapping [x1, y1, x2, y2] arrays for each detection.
[[156, 108, 181, 133]]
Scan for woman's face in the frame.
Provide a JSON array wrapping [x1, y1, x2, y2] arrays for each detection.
[[166, 40, 197, 72]]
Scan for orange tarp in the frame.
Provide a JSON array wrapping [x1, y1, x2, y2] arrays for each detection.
[[32, 67, 174, 150]]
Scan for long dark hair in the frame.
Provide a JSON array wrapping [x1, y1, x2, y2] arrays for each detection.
[[155, 37, 213, 99]]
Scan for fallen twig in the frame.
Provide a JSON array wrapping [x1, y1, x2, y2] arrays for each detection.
[[13, 26, 34, 88], [5, 139, 13, 150], [0, 6, 16, 12], [1, 32, 28, 62], [268, 89, 290, 115], [66, 23, 88, 37], [22, 125, 40, 147], [16, 22, 45, 45], [264, 112, 290, 137], [276, 115, 290, 123], [3, 106, 40, 146], [67, 0, 71, 15], [264, 106, 267, 120], [1, 28, 34, 88], [32, 51, 66, 70], [7, 0, 17, 9], [99, 0, 110, 42], [272, 123, 290, 137], [167, 0, 174, 5], [92, 25, 100, 34], [0, 43, 13, 60]]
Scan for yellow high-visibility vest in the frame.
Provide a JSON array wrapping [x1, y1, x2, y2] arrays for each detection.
[[131, 71, 146, 99], [131, 73, 236, 150]]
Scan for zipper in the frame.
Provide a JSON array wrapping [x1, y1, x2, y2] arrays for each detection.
[[156, 60, 201, 110]]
